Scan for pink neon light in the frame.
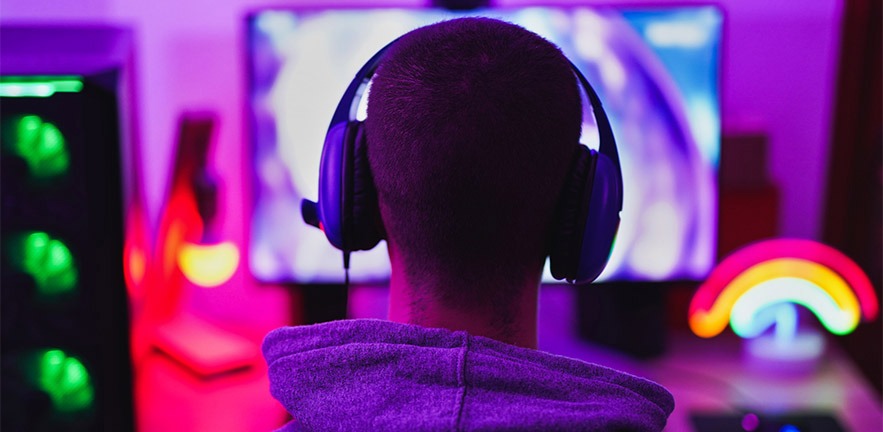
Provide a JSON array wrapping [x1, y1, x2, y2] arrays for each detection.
[[690, 239, 878, 320]]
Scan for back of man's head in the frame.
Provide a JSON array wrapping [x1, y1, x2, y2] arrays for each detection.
[[366, 17, 582, 307]]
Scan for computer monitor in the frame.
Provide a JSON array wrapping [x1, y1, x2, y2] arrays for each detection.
[[246, 5, 722, 284]]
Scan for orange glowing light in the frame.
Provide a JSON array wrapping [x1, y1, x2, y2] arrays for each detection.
[[177, 241, 240, 288], [129, 248, 146, 286]]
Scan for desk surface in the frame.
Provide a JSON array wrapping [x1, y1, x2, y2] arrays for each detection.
[[533, 285, 883, 432], [136, 284, 881, 431]]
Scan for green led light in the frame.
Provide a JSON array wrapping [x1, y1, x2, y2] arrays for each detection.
[[10, 115, 70, 178], [36, 349, 95, 412], [0, 76, 83, 97], [9, 231, 79, 296]]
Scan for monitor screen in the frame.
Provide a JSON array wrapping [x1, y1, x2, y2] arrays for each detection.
[[247, 6, 721, 284]]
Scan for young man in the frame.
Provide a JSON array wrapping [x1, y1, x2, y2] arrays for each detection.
[[264, 18, 674, 431]]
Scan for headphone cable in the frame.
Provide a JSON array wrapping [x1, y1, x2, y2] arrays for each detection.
[[343, 251, 351, 291]]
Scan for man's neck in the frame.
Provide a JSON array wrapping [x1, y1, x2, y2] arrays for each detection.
[[387, 270, 539, 349]]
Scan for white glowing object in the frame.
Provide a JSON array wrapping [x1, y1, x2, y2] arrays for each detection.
[[645, 22, 710, 48]]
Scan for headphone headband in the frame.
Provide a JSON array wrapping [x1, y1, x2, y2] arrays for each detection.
[[329, 39, 399, 129], [329, 38, 623, 213], [569, 60, 624, 203]]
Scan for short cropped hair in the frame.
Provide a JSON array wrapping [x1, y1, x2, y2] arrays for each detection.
[[366, 18, 582, 306]]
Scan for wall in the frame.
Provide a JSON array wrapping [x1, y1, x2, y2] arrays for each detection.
[[1, 0, 843, 324]]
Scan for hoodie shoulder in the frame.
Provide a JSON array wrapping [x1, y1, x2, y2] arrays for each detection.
[[263, 320, 470, 431], [263, 320, 673, 431], [461, 336, 674, 431]]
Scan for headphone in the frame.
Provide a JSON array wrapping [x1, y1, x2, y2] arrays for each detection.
[[301, 38, 623, 285]]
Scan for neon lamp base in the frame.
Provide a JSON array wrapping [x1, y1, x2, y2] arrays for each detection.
[[744, 331, 825, 374]]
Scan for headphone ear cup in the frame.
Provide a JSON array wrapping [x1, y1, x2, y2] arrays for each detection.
[[549, 146, 622, 284], [549, 146, 595, 281], [316, 122, 348, 250], [345, 121, 385, 251], [574, 151, 621, 283]]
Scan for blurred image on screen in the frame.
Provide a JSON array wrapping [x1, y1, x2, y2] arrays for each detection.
[[246, 6, 722, 284]]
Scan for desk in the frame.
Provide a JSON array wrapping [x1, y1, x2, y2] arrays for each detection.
[[535, 286, 883, 432], [134, 323, 287, 431], [136, 285, 881, 431]]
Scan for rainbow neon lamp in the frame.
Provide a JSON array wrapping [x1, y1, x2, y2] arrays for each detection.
[[689, 239, 878, 365]]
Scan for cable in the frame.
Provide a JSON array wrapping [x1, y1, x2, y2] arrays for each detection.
[[343, 251, 351, 291]]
